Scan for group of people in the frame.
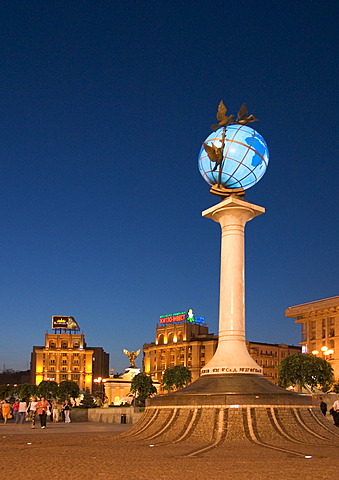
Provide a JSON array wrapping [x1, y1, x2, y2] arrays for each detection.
[[0, 397, 72, 428]]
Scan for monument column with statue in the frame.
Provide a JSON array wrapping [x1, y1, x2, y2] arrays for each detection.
[[147, 101, 311, 404], [123, 102, 338, 458], [124, 103, 335, 454]]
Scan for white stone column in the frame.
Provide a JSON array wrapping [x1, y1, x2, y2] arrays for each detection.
[[201, 195, 265, 376]]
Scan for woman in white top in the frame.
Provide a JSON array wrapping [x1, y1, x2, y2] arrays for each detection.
[[18, 399, 28, 424], [28, 396, 38, 429]]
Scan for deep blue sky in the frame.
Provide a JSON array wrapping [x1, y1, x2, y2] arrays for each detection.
[[1, 1, 338, 373]]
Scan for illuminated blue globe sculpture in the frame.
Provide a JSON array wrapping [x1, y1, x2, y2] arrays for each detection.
[[198, 124, 269, 191]]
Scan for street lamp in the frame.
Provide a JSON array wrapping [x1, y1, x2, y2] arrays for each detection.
[[94, 377, 107, 403], [312, 346, 334, 358]]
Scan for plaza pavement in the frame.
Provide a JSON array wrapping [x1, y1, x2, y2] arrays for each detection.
[[0, 419, 338, 480]]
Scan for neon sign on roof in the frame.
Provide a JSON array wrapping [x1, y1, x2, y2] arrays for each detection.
[[159, 309, 206, 325]]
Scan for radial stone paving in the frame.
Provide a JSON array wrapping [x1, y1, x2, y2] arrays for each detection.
[[120, 374, 339, 460], [121, 403, 339, 458]]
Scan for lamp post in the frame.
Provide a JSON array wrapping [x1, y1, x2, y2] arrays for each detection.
[[94, 377, 107, 403]]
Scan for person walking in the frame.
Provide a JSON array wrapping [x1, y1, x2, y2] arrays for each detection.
[[319, 397, 327, 416], [18, 399, 28, 424], [51, 400, 60, 423], [331, 397, 339, 427], [12, 400, 19, 423], [0, 400, 11, 424], [36, 396, 50, 429], [62, 400, 71, 423], [27, 396, 38, 429]]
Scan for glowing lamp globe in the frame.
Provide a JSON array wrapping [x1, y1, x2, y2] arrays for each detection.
[[198, 124, 269, 191]]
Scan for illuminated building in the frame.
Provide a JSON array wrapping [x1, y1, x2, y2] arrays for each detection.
[[30, 316, 109, 393], [143, 310, 300, 390], [103, 368, 161, 406], [104, 368, 140, 405], [286, 295, 339, 380]]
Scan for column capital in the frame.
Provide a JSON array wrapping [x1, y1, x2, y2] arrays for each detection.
[[202, 195, 265, 226]]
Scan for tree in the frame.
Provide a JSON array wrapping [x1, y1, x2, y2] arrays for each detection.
[[0, 384, 15, 401], [37, 380, 59, 399], [162, 365, 192, 391], [278, 353, 333, 391], [130, 373, 157, 406], [58, 380, 80, 401], [14, 383, 38, 400]]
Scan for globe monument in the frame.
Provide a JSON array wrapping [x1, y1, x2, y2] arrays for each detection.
[[149, 101, 309, 401], [198, 124, 269, 193], [123, 102, 337, 456]]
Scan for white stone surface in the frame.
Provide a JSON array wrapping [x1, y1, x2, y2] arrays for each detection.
[[201, 195, 265, 376]]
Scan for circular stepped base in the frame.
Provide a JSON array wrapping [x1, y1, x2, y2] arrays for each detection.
[[149, 374, 313, 406], [118, 375, 339, 456]]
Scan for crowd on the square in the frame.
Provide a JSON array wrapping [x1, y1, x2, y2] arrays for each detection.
[[0, 397, 72, 428]]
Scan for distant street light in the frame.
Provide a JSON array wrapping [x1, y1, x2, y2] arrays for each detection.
[[94, 377, 107, 402]]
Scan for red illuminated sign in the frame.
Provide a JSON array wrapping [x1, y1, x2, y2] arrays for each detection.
[[159, 312, 186, 324]]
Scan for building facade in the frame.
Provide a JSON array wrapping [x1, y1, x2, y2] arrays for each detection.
[[30, 322, 109, 393], [286, 295, 339, 380], [143, 310, 301, 390]]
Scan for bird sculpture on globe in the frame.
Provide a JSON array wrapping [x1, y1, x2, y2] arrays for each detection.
[[198, 101, 269, 197]]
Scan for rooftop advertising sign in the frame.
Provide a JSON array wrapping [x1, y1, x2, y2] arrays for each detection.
[[159, 309, 206, 325], [52, 316, 80, 330]]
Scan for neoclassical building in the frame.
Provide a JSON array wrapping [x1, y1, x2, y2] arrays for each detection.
[[286, 295, 339, 380], [143, 310, 301, 390], [30, 317, 109, 393]]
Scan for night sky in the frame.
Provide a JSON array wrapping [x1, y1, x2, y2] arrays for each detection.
[[1, 1, 338, 373]]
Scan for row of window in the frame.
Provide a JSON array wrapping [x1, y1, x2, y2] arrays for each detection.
[[157, 333, 183, 345], [47, 374, 80, 381], [149, 346, 202, 356], [47, 366, 81, 372], [43, 352, 80, 356], [309, 330, 335, 341], [309, 317, 336, 329], [45, 359, 82, 366], [48, 341, 81, 349]]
